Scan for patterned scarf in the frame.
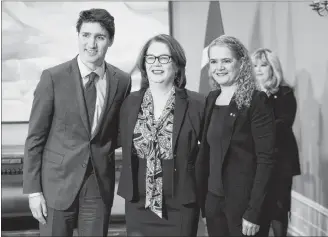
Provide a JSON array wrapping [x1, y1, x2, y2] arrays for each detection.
[[133, 87, 175, 218]]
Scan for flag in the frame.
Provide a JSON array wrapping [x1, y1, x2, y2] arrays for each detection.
[[198, 1, 225, 95]]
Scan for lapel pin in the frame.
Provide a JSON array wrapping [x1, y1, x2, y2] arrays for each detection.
[[274, 95, 277, 99]]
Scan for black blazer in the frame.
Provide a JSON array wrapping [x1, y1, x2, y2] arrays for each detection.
[[23, 57, 131, 210], [117, 87, 206, 205], [196, 90, 276, 224], [270, 86, 301, 177]]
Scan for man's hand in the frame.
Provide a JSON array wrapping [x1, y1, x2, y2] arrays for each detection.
[[242, 218, 260, 236], [29, 194, 47, 225]]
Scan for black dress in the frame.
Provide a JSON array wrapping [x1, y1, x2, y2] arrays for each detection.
[[204, 105, 232, 235], [207, 105, 229, 197]]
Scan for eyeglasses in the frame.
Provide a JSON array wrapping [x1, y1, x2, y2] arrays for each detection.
[[144, 54, 172, 64]]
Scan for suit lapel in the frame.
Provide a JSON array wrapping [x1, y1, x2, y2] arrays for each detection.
[[172, 88, 188, 152], [104, 63, 119, 111], [125, 88, 147, 158], [201, 90, 239, 165], [203, 90, 221, 138], [221, 99, 239, 164], [92, 63, 118, 139], [71, 57, 90, 136]]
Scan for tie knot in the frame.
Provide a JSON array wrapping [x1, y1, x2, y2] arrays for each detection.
[[88, 72, 98, 82]]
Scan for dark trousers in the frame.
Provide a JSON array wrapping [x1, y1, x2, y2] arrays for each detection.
[[205, 192, 271, 237], [40, 164, 111, 236]]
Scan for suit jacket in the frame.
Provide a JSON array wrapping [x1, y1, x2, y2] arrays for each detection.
[[23, 57, 131, 210], [266, 86, 301, 212], [271, 86, 301, 177], [117, 87, 206, 205], [196, 90, 276, 224]]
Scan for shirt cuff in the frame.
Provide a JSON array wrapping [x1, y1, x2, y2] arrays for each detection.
[[28, 192, 43, 198]]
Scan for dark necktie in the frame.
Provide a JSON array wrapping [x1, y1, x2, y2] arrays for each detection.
[[84, 72, 97, 130]]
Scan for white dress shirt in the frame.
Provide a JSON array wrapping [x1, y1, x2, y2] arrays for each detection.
[[77, 55, 107, 135], [29, 56, 107, 198]]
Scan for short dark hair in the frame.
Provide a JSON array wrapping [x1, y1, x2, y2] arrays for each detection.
[[136, 34, 187, 89], [76, 8, 115, 40]]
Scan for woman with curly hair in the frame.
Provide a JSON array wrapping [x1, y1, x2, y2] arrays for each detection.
[[252, 48, 301, 237], [196, 35, 276, 236]]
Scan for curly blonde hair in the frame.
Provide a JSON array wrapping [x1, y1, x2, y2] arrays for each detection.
[[207, 35, 259, 109]]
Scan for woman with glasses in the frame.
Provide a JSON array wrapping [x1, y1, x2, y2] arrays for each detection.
[[252, 48, 301, 236], [117, 34, 205, 236]]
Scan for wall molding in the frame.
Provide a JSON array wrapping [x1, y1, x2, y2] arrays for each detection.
[[292, 191, 328, 217], [288, 224, 306, 236], [288, 191, 328, 236]]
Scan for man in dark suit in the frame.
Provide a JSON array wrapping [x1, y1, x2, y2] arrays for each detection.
[[23, 8, 131, 236]]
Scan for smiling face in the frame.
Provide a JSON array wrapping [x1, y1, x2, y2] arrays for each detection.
[[145, 41, 176, 86], [209, 45, 241, 87], [78, 22, 112, 68]]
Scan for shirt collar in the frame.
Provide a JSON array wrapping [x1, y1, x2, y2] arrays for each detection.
[[77, 55, 105, 79]]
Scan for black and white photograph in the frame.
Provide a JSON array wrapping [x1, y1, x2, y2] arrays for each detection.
[[1, 1, 328, 236]]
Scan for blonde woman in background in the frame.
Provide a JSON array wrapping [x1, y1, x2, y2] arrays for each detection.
[[252, 48, 301, 236]]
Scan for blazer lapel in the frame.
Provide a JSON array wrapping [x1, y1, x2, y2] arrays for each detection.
[[221, 99, 239, 164], [125, 88, 147, 158], [172, 88, 188, 152], [91, 63, 118, 139], [71, 57, 90, 136], [104, 63, 119, 111], [203, 90, 221, 138], [200, 90, 238, 165]]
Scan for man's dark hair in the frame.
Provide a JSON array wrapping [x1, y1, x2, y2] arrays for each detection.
[[76, 8, 115, 40]]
